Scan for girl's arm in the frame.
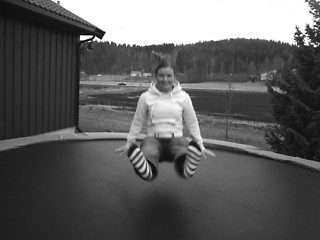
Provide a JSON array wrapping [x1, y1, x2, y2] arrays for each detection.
[[183, 93, 204, 151], [183, 93, 215, 158], [126, 93, 148, 147], [115, 94, 148, 156]]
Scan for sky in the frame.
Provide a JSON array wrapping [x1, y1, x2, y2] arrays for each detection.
[[59, 0, 313, 46]]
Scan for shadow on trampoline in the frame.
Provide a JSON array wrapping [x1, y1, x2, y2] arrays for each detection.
[[129, 191, 192, 240]]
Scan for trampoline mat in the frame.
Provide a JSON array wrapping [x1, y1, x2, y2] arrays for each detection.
[[1, 140, 320, 240]]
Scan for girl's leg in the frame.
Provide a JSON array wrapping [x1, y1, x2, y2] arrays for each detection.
[[127, 144, 156, 181], [127, 137, 160, 181], [183, 141, 202, 178], [169, 137, 189, 178], [171, 138, 202, 178]]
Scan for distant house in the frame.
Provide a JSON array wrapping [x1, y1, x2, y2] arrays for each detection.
[[0, 0, 105, 141], [142, 72, 152, 77], [131, 71, 142, 77], [260, 73, 268, 81], [260, 70, 277, 81]]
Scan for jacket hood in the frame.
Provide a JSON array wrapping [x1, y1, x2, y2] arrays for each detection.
[[148, 81, 182, 96]]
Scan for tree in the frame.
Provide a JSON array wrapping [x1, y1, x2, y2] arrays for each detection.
[[266, 0, 320, 161], [80, 38, 293, 79]]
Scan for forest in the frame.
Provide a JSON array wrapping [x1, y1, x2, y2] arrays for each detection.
[[80, 38, 294, 82]]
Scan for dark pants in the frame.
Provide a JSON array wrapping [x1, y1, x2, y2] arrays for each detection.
[[139, 136, 190, 178]]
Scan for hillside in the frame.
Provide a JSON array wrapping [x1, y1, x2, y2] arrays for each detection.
[[81, 38, 294, 82]]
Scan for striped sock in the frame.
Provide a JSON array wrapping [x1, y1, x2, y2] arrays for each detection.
[[183, 142, 202, 178], [127, 145, 154, 181]]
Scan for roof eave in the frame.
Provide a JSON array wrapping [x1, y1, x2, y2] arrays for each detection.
[[2, 0, 105, 39]]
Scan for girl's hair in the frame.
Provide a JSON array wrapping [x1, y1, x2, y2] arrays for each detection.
[[152, 49, 180, 75]]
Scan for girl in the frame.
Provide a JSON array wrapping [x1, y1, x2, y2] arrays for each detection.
[[115, 50, 215, 181]]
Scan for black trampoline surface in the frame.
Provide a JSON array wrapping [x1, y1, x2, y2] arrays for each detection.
[[1, 139, 320, 240]]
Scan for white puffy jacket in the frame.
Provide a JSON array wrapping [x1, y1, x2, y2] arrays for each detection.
[[126, 81, 204, 150]]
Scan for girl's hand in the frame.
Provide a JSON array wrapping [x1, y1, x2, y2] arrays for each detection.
[[202, 148, 216, 159], [114, 145, 130, 156]]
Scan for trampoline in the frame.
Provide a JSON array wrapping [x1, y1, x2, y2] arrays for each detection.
[[1, 133, 320, 240]]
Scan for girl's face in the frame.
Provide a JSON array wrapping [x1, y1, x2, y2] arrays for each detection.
[[155, 67, 175, 93]]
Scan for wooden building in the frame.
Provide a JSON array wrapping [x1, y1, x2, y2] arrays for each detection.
[[0, 0, 105, 141]]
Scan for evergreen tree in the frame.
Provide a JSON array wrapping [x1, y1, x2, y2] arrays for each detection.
[[266, 0, 320, 161]]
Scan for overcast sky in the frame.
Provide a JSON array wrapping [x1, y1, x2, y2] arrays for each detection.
[[60, 0, 313, 46]]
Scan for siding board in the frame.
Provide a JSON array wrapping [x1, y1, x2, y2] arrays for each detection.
[[55, 32, 62, 130], [29, 25, 37, 135], [71, 37, 77, 127], [66, 35, 72, 126], [0, 15, 5, 139], [49, 31, 56, 132], [43, 28, 51, 132], [21, 22, 30, 137], [61, 34, 67, 127], [5, 18, 14, 139], [36, 29, 44, 134], [13, 20, 23, 138]]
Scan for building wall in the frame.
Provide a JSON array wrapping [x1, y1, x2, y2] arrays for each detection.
[[0, 13, 79, 140]]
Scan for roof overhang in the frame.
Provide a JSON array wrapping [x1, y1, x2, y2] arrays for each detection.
[[1, 0, 105, 39]]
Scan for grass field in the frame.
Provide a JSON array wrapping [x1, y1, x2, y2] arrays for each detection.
[[79, 105, 271, 151], [80, 86, 274, 123], [81, 74, 279, 92]]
